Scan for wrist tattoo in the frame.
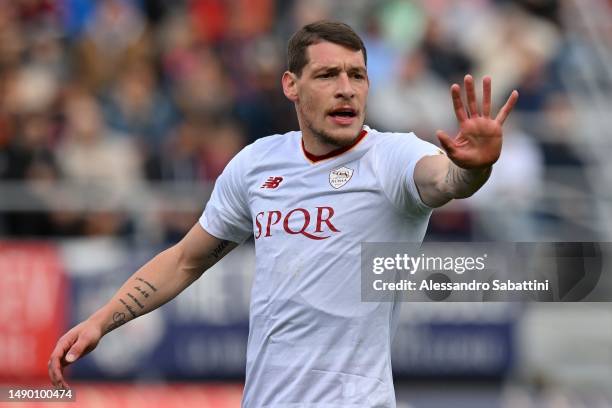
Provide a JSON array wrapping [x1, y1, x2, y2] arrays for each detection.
[[107, 311, 127, 332], [445, 164, 491, 197]]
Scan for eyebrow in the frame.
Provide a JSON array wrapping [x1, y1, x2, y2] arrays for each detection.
[[311, 65, 367, 75]]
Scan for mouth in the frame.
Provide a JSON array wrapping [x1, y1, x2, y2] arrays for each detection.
[[328, 106, 358, 126]]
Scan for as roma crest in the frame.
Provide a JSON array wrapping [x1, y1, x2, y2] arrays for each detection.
[[329, 166, 354, 189]]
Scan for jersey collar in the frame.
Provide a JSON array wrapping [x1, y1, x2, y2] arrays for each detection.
[[301, 128, 368, 164]]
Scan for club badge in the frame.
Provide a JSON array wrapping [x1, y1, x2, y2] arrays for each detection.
[[329, 166, 354, 189]]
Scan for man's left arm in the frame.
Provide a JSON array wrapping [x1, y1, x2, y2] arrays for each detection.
[[414, 75, 519, 208]]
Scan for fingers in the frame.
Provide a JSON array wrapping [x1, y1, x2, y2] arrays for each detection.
[[436, 130, 456, 155], [49, 344, 71, 389], [49, 360, 69, 390], [482, 76, 492, 117], [495, 90, 519, 125], [464, 75, 479, 117], [451, 84, 467, 124], [48, 331, 79, 390]]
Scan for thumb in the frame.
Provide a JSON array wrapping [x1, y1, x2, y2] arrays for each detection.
[[65, 340, 86, 363], [436, 130, 455, 155]]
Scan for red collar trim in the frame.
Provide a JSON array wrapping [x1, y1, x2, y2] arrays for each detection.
[[301, 129, 368, 163]]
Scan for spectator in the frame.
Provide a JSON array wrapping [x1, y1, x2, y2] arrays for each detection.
[[102, 60, 178, 152], [57, 90, 142, 236], [368, 49, 454, 138]]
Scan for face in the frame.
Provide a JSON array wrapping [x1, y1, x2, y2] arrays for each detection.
[[283, 41, 369, 149]]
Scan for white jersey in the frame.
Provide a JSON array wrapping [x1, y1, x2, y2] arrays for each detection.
[[200, 126, 440, 407]]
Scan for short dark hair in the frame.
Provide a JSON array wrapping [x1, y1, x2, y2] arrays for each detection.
[[287, 20, 367, 77]]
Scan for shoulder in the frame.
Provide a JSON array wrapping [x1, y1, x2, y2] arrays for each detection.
[[366, 126, 443, 168], [247, 131, 301, 155], [366, 126, 432, 151], [223, 131, 300, 169]]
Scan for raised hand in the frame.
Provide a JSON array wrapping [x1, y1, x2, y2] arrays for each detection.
[[436, 75, 518, 169]]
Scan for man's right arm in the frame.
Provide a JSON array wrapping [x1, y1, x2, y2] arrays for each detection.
[[48, 223, 237, 389]]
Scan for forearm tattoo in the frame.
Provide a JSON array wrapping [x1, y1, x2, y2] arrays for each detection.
[[445, 163, 463, 186], [107, 277, 158, 332], [136, 277, 157, 292], [445, 163, 491, 198], [106, 311, 127, 333]]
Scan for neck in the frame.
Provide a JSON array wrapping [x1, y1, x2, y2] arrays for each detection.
[[301, 131, 338, 156], [301, 128, 368, 163]]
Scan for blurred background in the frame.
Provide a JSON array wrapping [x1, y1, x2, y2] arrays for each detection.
[[0, 0, 611, 407]]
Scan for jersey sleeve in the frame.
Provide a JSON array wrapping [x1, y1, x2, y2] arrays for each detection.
[[199, 145, 252, 243], [374, 132, 442, 214]]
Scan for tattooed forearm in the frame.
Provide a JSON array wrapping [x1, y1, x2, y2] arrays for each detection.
[[127, 292, 145, 309], [444, 163, 492, 199], [107, 277, 154, 332], [133, 285, 150, 298], [136, 277, 157, 292], [106, 311, 127, 333], [444, 163, 461, 186], [210, 240, 231, 260], [119, 298, 138, 318]]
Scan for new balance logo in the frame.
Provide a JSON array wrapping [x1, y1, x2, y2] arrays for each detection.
[[261, 176, 284, 189]]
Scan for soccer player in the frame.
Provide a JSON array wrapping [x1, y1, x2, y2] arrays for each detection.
[[49, 21, 517, 406]]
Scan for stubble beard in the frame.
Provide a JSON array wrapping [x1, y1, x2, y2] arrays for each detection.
[[300, 107, 365, 149]]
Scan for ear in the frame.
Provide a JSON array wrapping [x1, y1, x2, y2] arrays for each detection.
[[282, 71, 299, 102]]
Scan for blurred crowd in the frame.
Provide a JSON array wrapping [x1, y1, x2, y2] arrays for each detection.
[[0, 0, 608, 242]]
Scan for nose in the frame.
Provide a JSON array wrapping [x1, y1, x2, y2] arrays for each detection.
[[334, 72, 355, 99]]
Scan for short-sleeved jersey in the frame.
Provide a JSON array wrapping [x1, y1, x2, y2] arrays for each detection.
[[200, 126, 440, 407]]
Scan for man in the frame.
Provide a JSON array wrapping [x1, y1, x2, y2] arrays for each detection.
[[49, 21, 517, 406]]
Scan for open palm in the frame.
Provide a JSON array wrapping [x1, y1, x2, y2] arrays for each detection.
[[437, 75, 519, 169]]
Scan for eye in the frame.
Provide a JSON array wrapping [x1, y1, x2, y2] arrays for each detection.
[[318, 72, 334, 79]]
